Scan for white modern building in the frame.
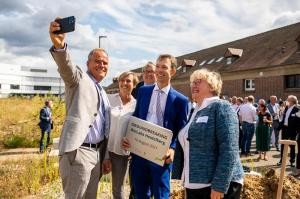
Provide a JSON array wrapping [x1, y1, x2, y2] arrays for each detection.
[[0, 63, 65, 98]]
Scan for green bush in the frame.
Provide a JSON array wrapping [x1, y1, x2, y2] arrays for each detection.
[[3, 135, 38, 148]]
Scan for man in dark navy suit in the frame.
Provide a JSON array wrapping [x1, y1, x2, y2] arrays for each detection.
[[123, 54, 188, 199], [39, 100, 53, 153], [277, 95, 300, 167]]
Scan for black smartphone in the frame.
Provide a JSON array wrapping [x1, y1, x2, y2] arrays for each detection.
[[53, 16, 76, 34]]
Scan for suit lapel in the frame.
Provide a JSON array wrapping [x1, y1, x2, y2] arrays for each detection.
[[141, 86, 155, 120], [163, 87, 176, 127]]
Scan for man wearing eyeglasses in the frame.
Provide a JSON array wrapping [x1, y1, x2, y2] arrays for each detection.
[[131, 61, 157, 99]]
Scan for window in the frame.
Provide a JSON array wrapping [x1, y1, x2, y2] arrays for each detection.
[[30, 69, 47, 73], [34, 86, 51, 91], [10, 84, 20, 89], [182, 66, 186, 73], [226, 56, 238, 65], [199, 60, 206, 66], [244, 79, 255, 91], [216, 56, 224, 62], [285, 75, 300, 88], [207, 58, 216, 65], [226, 57, 232, 65]]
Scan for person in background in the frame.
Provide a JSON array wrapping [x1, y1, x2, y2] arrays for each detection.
[[231, 96, 238, 112], [243, 97, 248, 104], [277, 95, 300, 167], [122, 54, 189, 199], [278, 100, 286, 122], [131, 61, 156, 99], [49, 18, 111, 198], [239, 95, 257, 156], [267, 95, 280, 151], [236, 97, 244, 150], [107, 71, 138, 199], [39, 100, 53, 153], [256, 103, 272, 161], [292, 104, 300, 177], [172, 68, 244, 199]]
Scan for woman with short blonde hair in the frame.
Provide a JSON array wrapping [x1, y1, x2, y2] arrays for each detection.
[[190, 68, 222, 96], [173, 68, 244, 199], [107, 71, 138, 199]]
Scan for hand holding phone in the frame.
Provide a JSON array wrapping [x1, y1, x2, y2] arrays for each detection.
[[53, 16, 76, 34], [49, 16, 75, 49]]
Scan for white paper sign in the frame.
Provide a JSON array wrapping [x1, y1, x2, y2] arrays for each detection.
[[125, 116, 173, 166]]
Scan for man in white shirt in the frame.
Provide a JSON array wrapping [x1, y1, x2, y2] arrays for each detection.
[[239, 95, 257, 156]]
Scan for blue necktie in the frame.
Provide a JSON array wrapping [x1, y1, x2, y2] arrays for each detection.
[[156, 90, 164, 127], [97, 84, 107, 134]]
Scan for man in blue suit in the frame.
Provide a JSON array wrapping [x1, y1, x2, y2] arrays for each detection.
[[123, 54, 189, 199], [39, 100, 53, 153]]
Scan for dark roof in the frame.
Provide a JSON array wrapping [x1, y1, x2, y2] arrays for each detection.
[[175, 22, 300, 79]]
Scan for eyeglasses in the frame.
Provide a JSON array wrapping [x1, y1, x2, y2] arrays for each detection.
[[190, 79, 202, 87]]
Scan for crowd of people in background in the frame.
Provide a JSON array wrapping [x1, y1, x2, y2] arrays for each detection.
[[226, 94, 300, 177]]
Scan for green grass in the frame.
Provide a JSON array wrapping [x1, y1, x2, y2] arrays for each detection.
[[0, 95, 65, 149]]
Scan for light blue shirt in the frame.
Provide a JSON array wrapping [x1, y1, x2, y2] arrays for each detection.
[[84, 73, 109, 144]]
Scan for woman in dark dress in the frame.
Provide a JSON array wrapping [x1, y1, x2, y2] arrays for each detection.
[[256, 103, 272, 160]]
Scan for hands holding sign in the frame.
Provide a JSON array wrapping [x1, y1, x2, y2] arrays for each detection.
[[121, 136, 174, 165]]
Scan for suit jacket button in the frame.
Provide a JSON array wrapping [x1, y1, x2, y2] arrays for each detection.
[[89, 125, 92, 128], [94, 113, 97, 116]]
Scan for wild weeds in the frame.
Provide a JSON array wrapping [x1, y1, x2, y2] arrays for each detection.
[[0, 96, 65, 149], [0, 154, 59, 199]]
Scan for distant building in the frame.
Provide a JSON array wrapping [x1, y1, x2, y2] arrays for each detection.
[[174, 22, 300, 100], [0, 64, 65, 98], [106, 22, 300, 101]]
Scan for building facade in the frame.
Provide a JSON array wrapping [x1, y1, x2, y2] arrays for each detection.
[[0, 64, 65, 98], [173, 22, 300, 101], [106, 22, 300, 101]]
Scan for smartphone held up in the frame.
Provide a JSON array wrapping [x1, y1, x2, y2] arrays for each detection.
[[53, 16, 76, 34]]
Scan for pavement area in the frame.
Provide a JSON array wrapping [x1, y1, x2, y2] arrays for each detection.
[[240, 137, 299, 177]]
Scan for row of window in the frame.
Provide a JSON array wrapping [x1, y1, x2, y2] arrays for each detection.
[[244, 74, 300, 91], [4, 84, 52, 91]]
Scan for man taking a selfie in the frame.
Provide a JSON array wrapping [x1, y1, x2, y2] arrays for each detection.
[[49, 17, 111, 199]]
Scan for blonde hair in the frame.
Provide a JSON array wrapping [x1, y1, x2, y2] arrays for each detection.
[[190, 68, 222, 96], [118, 71, 139, 87]]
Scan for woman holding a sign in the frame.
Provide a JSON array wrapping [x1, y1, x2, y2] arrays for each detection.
[[172, 68, 244, 199], [107, 71, 138, 199]]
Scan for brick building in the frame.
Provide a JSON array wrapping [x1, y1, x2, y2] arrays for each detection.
[[106, 22, 300, 101], [174, 22, 300, 101]]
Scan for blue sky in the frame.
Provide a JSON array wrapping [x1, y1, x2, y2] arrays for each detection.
[[1, 0, 300, 86]]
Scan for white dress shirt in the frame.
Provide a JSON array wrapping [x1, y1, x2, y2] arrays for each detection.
[[146, 84, 170, 125], [107, 93, 136, 155], [238, 103, 257, 123], [284, 105, 295, 126], [178, 96, 219, 189]]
